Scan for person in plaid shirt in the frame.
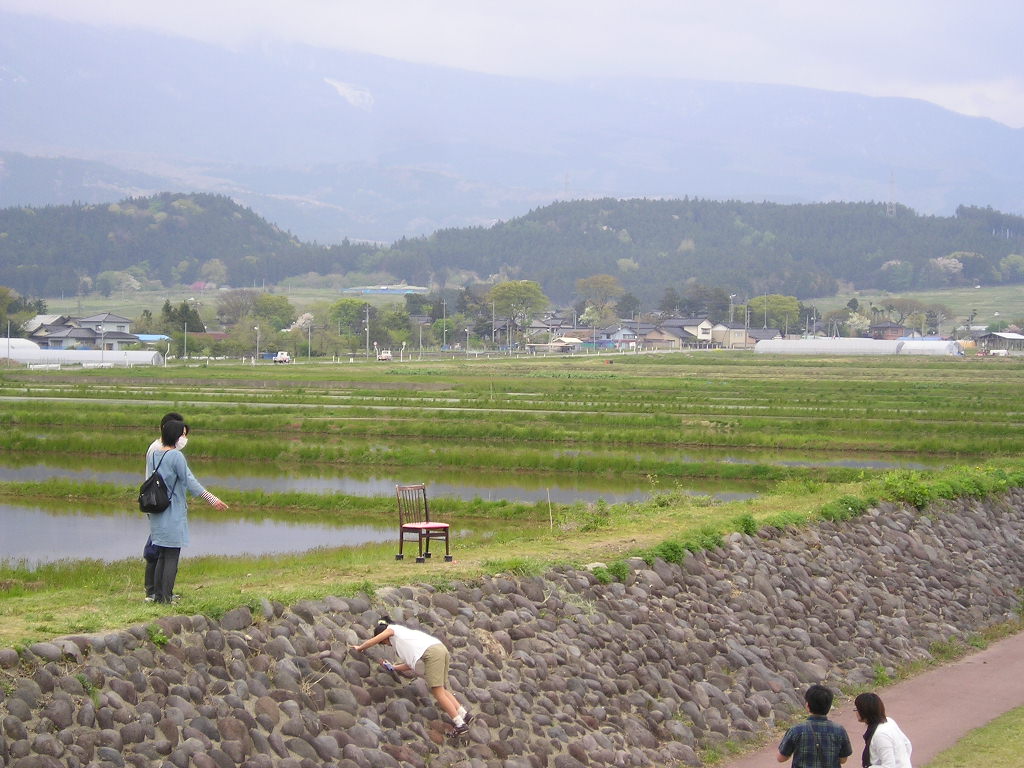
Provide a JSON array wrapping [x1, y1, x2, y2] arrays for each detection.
[[777, 684, 853, 768]]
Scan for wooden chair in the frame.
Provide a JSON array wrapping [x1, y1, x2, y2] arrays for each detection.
[[395, 484, 451, 563]]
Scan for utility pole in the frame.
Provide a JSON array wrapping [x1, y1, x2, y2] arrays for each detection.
[[365, 303, 370, 359], [442, 297, 447, 350]]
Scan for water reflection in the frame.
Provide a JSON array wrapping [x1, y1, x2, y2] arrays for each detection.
[[0, 456, 766, 504], [0, 504, 394, 567]]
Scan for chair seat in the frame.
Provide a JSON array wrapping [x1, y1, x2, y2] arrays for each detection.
[[402, 522, 450, 530]]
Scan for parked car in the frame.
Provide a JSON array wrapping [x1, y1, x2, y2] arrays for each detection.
[[273, 351, 292, 363], [376, 349, 393, 361]]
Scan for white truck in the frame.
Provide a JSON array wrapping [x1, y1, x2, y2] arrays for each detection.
[[272, 351, 292, 363]]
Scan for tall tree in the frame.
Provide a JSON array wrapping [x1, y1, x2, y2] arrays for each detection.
[[616, 292, 640, 319], [216, 289, 258, 326], [329, 298, 373, 337], [658, 287, 681, 315], [252, 293, 297, 331], [575, 274, 624, 321], [487, 280, 549, 335]]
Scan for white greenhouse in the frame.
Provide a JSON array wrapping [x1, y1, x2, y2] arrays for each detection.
[[754, 338, 963, 356], [1, 338, 164, 367]]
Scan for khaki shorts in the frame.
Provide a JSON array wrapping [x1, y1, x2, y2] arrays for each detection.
[[421, 643, 450, 688]]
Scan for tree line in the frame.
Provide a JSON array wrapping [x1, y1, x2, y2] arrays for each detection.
[[1, 194, 1022, 311]]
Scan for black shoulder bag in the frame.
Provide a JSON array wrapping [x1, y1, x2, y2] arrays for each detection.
[[139, 451, 177, 514]]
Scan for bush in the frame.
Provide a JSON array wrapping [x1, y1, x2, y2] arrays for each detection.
[[881, 470, 936, 509], [818, 494, 870, 522], [646, 540, 687, 565], [607, 560, 631, 583], [733, 513, 758, 536]]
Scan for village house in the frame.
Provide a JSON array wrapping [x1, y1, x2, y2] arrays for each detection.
[[23, 313, 138, 351], [711, 322, 748, 349], [659, 317, 716, 347], [869, 320, 907, 340]]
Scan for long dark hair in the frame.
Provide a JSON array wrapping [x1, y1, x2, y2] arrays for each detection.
[[855, 693, 888, 768]]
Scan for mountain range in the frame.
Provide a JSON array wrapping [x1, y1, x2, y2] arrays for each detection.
[[2, 10, 1023, 245]]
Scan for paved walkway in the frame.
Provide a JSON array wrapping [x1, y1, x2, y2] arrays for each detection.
[[722, 629, 1024, 768]]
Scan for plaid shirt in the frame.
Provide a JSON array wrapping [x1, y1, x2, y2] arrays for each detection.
[[778, 715, 853, 768]]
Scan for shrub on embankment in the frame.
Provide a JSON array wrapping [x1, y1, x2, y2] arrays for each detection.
[[1, 492, 1022, 768]]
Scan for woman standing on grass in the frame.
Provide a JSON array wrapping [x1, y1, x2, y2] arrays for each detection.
[[146, 420, 228, 603], [854, 692, 913, 768]]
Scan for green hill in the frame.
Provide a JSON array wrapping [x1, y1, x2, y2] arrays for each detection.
[[2, 194, 1022, 304], [381, 198, 1024, 303], [0, 193, 375, 297]]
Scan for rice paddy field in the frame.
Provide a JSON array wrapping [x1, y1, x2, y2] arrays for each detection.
[[1, 349, 1023, 647]]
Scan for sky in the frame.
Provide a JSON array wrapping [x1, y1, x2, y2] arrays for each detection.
[[3, 0, 1023, 128]]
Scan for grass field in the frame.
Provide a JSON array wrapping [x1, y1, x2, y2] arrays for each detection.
[[924, 706, 1024, 768], [809, 284, 1024, 332]]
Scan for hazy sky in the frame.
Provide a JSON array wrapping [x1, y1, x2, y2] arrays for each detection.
[[4, 0, 1023, 128]]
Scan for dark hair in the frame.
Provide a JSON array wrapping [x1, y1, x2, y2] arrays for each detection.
[[161, 420, 188, 447], [160, 412, 184, 427], [854, 693, 887, 726], [374, 616, 392, 636], [805, 684, 834, 715]]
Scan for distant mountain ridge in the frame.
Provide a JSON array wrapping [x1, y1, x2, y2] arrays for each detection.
[[1, 11, 1023, 243], [2, 193, 1022, 305]]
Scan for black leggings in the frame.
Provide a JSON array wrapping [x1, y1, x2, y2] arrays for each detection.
[[152, 545, 181, 603], [144, 536, 158, 598]]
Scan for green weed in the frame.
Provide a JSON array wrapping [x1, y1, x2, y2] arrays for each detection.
[[817, 494, 870, 522], [872, 663, 892, 686], [733, 512, 758, 535], [481, 557, 543, 578], [146, 624, 169, 647]]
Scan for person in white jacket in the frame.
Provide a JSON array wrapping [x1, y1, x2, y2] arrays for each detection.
[[854, 693, 913, 768]]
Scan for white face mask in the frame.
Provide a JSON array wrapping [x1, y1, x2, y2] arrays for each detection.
[[175, 435, 188, 450]]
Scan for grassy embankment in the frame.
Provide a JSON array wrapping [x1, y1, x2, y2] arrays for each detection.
[[1, 351, 1023, 650]]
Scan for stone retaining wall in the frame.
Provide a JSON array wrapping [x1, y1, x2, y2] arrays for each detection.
[[2, 494, 1023, 768]]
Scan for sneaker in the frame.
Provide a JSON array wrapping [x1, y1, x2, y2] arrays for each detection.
[[462, 713, 474, 726], [145, 596, 155, 603], [450, 723, 469, 737]]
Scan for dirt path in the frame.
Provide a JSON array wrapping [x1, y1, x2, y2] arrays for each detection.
[[722, 630, 1024, 768]]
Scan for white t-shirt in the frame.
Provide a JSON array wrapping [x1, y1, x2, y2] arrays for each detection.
[[389, 625, 442, 669]]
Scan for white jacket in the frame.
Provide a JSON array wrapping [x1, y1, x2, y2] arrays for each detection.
[[868, 718, 913, 768]]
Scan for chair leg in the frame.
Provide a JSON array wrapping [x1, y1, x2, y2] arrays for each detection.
[[396, 534, 404, 561], [415, 533, 425, 563], [443, 531, 452, 562]]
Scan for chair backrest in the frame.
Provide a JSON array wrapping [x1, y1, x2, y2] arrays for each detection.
[[396, 484, 430, 525]]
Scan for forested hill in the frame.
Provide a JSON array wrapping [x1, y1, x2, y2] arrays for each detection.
[[0, 193, 376, 297], [2, 193, 1023, 303], [386, 199, 1024, 302]]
